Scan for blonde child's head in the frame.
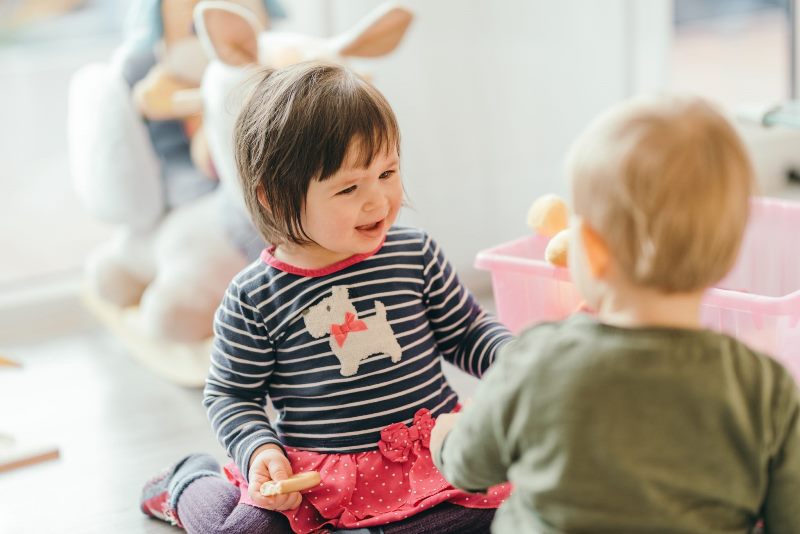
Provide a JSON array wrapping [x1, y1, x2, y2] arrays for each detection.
[[566, 95, 754, 300], [234, 61, 401, 247]]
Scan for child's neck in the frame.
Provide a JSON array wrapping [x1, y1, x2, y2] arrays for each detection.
[[273, 244, 348, 270], [595, 284, 705, 330]]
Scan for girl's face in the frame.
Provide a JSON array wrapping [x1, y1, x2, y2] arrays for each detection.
[[290, 144, 403, 268]]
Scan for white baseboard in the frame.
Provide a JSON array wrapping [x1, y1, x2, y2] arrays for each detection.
[[0, 273, 96, 345]]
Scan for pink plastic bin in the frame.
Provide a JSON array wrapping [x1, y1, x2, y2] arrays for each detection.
[[475, 197, 800, 382]]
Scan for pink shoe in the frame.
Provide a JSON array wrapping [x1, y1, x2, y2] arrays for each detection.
[[140, 453, 221, 527]]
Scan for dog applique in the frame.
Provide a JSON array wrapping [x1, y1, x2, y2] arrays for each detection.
[[303, 286, 403, 376]]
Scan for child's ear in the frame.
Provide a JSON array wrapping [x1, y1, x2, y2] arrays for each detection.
[[581, 222, 610, 279], [256, 185, 270, 211]]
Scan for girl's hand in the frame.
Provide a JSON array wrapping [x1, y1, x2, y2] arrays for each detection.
[[247, 444, 302, 511]]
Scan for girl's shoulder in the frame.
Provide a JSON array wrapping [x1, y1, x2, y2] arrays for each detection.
[[230, 255, 274, 291], [224, 255, 292, 313]]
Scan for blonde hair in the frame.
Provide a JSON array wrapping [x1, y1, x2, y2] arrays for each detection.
[[235, 61, 400, 245], [567, 95, 755, 292]]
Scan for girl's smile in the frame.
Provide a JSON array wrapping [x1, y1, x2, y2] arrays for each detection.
[[356, 218, 387, 237]]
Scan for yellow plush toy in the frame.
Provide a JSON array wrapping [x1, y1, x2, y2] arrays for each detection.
[[526, 194, 571, 268]]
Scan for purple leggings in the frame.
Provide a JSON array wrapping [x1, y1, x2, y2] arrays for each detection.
[[177, 475, 495, 534]]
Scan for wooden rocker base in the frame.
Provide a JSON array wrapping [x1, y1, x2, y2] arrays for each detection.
[[81, 288, 211, 388]]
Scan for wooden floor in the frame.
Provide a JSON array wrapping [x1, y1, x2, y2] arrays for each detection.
[[0, 328, 225, 534], [0, 324, 481, 534]]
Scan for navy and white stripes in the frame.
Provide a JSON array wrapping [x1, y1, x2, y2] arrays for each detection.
[[204, 227, 512, 480]]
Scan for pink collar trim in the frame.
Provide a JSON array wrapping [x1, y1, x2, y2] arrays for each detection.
[[260, 238, 385, 277]]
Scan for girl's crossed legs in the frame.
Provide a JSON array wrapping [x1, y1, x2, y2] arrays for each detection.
[[177, 474, 495, 534]]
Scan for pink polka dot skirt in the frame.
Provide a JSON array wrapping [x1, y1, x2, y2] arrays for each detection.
[[224, 409, 511, 534]]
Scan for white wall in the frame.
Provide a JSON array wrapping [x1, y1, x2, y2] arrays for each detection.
[[276, 0, 671, 289]]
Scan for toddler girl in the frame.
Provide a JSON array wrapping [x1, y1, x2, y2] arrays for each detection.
[[140, 61, 512, 534]]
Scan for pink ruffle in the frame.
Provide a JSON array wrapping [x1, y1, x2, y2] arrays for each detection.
[[224, 409, 511, 534]]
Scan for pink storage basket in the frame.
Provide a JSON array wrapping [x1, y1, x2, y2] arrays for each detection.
[[475, 197, 800, 382]]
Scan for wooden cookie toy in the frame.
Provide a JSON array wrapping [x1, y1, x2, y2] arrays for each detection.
[[260, 471, 321, 496]]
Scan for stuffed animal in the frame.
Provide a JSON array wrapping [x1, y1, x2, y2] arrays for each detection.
[[68, 0, 284, 310], [127, 0, 285, 178], [527, 194, 571, 268], [69, 0, 414, 384], [129, 0, 212, 180]]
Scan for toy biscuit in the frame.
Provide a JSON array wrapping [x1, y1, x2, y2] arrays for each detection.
[[260, 471, 321, 496]]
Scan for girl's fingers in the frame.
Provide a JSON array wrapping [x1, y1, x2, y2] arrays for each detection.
[[248, 486, 273, 508], [262, 491, 301, 511], [267, 457, 292, 482], [247, 486, 303, 511], [246, 450, 303, 510], [284, 491, 302, 510], [277, 491, 301, 511]]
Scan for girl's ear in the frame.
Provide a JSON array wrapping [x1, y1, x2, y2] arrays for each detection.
[[581, 222, 610, 279], [256, 185, 270, 211]]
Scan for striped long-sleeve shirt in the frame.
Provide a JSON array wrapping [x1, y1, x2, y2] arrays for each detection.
[[204, 227, 512, 480]]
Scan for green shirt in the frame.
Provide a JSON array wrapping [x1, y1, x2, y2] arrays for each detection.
[[433, 314, 800, 533]]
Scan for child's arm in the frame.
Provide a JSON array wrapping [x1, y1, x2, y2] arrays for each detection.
[[421, 234, 512, 377], [761, 374, 800, 532], [204, 282, 283, 482], [431, 335, 535, 491]]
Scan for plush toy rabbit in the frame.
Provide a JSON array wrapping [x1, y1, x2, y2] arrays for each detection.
[[68, 0, 282, 321], [69, 0, 413, 384]]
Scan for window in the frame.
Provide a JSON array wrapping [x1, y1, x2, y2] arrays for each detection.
[[0, 1, 124, 290], [669, 0, 792, 108]]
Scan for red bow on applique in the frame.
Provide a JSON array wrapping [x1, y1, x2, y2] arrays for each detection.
[[330, 312, 367, 347]]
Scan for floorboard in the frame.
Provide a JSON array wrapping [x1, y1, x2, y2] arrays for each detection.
[[0, 329, 223, 534], [0, 326, 481, 533]]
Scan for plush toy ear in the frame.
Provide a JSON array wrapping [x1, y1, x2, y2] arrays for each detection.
[[330, 3, 414, 58], [162, 0, 201, 46], [194, 1, 266, 66]]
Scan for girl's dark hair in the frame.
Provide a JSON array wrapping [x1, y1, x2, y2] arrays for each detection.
[[234, 61, 401, 245]]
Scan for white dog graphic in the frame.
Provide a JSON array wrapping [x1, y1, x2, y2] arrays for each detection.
[[303, 286, 403, 376]]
